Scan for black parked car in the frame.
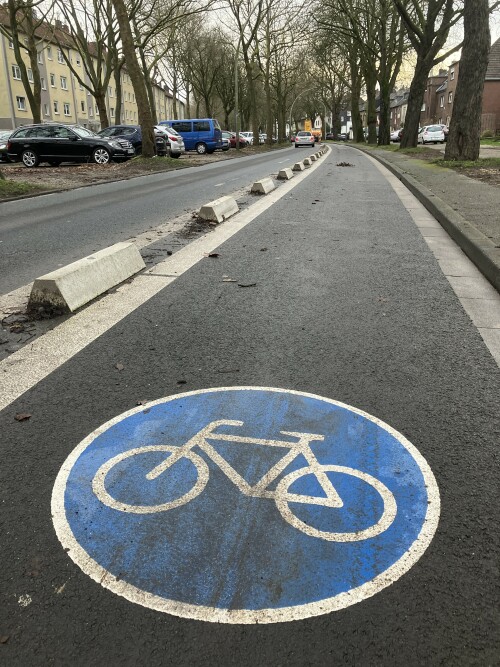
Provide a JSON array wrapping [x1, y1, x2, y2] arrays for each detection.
[[97, 124, 169, 156], [0, 129, 13, 162], [7, 123, 135, 167]]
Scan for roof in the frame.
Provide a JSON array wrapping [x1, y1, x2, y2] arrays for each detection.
[[486, 37, 500, 80]]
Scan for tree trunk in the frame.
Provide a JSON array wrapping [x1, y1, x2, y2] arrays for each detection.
[[111, 0, 155, 157], [95, 89, 109, 128], [378, 80, 391, 145], [114, 64, 123, 124], [399, 54, 431, 148], [350, 63, 364, 142], [445, 0, 490, 160], [364, 70, 378, 144]]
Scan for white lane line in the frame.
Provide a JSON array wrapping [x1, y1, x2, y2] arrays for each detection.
[[364, 152, 500, 368], [214, 182, 225, 187], [0, 148, 329, 411]]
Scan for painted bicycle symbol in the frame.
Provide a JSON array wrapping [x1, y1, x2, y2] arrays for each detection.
[[92, 420, 397, 542]]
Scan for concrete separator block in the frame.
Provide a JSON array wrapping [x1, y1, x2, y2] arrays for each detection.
[[277, 168, 294, 180], [251, 177, 275, 194], [292, 162, 305, 171], [28, 242, 146, 313], [198, 195, 239, 224], [303, 158, 312, 167], [310, 155, 317, 161]]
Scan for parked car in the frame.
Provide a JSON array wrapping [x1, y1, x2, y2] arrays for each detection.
[[325, 132, 335, 140], [158, 118, 223, 154], [0, 129, 13, 162], [390, 129, 402, 142], [439, 124, 450, 141], [153, 125, 186, 158], [222, 131, 250, 148], [294, 130, 315, 148], [97, 124, 172, 156], [221, 136, 230, 151], [417, 125, 445, 144], [240, 131, 254, 145], [7, 123, 134, 167], [337, 132, 349, 141]]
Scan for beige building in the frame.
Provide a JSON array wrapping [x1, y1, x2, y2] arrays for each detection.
[[0, 11, 183, 130]]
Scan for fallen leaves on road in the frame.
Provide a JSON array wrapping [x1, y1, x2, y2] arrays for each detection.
[[238, 282, 257, 288], [115, 362, 125, 371], [14, 413, 31, 421]]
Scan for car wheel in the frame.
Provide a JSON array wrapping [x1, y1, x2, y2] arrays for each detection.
[[169, 152, 180, 159], [48, 160, 61, 167], [93, 147, 111, 164], [21, 149, 39, 168], [195, 143, 207, 155]]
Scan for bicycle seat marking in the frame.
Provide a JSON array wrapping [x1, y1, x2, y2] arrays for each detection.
[[52, 387, 440, 623]]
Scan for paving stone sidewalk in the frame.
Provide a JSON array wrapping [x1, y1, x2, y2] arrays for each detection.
[[357, 147, 500, 293]]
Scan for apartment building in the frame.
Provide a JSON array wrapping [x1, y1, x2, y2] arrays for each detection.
[[0, 10, 183, 130]]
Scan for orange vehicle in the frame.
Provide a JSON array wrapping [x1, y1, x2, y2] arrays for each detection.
[[311, 129, 322, 142]]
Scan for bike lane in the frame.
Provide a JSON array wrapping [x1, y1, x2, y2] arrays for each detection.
[[1, 146, 499, 665]]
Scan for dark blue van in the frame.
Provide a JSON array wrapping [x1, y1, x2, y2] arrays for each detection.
[[158, 118, 222, 154]]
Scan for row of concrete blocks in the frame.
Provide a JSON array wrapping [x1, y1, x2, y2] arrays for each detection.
[[28, 146, 327, 314]]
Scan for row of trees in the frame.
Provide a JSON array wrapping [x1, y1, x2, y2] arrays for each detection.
[[2, 0, 499, 159]]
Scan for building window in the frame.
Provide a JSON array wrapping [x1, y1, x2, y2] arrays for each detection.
[[8, 39, 14, 49], [64, 103, 70, 116], [16, 96, 26, 110], [440, 95, 444, 108], [12, 64, 21, 79], [47, 46, 52, 60], [421, 103, 426, 112], [27, 68, 34, 82], [41, 77, 46, 90], [50, 73, 55, 87], [37, 51, 43, 64], [89, 104, 93, 116], [57, 49, 65, 64], [110, 107, 115, 116], [81, 101, 85, 112], [44, 103, 50, 116], [60, 76, 67, 90], [108, 86, 113, 96], [450, 69, 455, 81], [54, 100, 59, 114], [448, 92, 453, 104]]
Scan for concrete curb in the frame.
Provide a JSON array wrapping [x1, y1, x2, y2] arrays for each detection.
[[28, 242, 146, 313], [292, 162, 305, 171], [251, 177, 275, 194], [356, 148, 500, 293], [277, 168, 294, 180], [198, 195, 239, 223]]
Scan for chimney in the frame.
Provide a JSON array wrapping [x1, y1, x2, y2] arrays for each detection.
[[55, 19, 62, 29]]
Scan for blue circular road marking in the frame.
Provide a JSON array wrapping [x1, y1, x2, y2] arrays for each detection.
[[52, 387, 440, 623]]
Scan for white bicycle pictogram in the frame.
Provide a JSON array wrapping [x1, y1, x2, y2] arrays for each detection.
[[92, 420, 398, 542]]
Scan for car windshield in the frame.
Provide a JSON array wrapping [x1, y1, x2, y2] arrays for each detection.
[[427, 125, 441, 132], [159, 125, 180, 136], [0, 130, 11, 139], [297, 131, 311, 137], [72, 126, 97, 138]]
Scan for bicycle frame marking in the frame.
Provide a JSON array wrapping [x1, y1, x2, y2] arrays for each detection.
[[92, 419, 397, 541]]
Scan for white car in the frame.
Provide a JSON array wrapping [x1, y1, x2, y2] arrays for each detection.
[[390, 129, 402, 142], [239, 131, 254, 145], [417, 125, 445, 145], [154, 125, 186, 158], [294, 131, 315, 148]]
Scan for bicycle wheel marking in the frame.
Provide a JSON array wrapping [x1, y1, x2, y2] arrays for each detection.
[[52, 387, 440, 624]]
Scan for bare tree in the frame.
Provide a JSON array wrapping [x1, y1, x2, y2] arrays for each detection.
[[0, 0, 53, 124], [52, 0, 120, 128], [111, 0, 155, 156], [445, 0, 496, 159], [393, 0, 463, 147]]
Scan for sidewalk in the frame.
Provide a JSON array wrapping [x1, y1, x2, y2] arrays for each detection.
[[354, 147, 500, 293]]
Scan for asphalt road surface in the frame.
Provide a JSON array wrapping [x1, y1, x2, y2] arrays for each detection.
[[0, 145, 498, 665], [0, 147, 297, 294]]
